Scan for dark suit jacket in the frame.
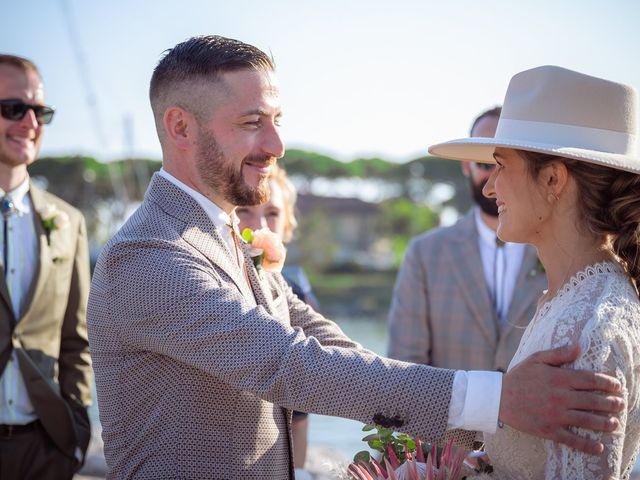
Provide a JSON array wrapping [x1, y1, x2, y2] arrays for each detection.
[[0, 184, 93, 462]]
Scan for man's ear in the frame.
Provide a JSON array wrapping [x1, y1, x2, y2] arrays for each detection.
[[541, 160, 569, 196], [461, 161, 471, 178], [163, 106, 195, 150]]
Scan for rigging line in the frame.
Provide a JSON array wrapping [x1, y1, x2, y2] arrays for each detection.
[[58, 0, 131, 215]]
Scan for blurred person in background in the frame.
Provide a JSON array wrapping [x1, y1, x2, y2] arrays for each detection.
[[388, 107, 546, 373], [0, 54, 92, 479], [236, 163, 319, 474]]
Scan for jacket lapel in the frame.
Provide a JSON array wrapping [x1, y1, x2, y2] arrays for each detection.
[[0, 275, 12, 323], [241, 241, 276, 315], [146, 174, 255, 302], [18, 186, 51, 323], [446, 212, 498, 347]]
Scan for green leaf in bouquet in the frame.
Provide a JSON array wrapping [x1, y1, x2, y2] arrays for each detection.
[[403, 438, 416, 451], [361, 424, 376, 432], [361, 434, 380, 442], [368, 439, 384, 450], [352, 450, 371, 464]]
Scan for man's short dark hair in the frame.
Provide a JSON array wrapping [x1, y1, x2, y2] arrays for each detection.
[[149, 35, 275, 102], [470, 106, 501, 136], [0, 54, 40, 76]]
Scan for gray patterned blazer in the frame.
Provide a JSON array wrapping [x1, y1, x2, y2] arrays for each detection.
[[388, 210, 547, 372], [88, 174, 465, 479]]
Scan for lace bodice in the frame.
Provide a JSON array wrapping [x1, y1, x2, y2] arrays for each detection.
[[483, 262, 640, 479]]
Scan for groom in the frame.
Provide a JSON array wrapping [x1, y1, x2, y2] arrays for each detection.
[[87, 35, 623, 479]]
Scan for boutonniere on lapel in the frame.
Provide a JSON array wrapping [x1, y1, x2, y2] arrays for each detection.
[[241, 227, 286, 278], [39, 204, 70, 244]]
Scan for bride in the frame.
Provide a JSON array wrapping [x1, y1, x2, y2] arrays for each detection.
[[430, 66, 640, 479]]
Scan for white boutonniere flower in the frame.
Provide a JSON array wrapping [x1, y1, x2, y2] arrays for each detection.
[[39, 204, 70, 238], [241, 227, 286, 277]]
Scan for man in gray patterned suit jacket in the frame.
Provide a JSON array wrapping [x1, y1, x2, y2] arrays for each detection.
[[87, 35, 624, 479]]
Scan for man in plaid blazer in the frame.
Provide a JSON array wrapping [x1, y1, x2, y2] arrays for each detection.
[[87, 36, 624, 479], [388, 108, 547, 372]]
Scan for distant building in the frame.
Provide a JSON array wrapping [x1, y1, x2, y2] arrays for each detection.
[[290, 194, 393, 270]]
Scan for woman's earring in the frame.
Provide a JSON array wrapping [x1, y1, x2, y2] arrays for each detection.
[[547, 193, 558, 203]]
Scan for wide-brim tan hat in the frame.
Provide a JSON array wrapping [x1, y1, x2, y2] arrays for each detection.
[[429, 65, 640, 174]]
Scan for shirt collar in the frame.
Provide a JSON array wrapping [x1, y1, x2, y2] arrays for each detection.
[[0, 176, 31, 215], [157, 168, 239, 231], [473, 207, 499, 248]]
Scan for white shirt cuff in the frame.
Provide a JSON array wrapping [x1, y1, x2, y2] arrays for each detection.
[[447, 370, 502, 434]]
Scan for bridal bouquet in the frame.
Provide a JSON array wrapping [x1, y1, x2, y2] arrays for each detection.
[[348, 425, 493, 480]]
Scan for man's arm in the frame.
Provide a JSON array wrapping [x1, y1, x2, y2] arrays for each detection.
[[279, 274, 370, 351], [89, 239, 458, 443], [387, 239, 431, 364], [500, 343, 623, 455], [58, 214, 93, 461]]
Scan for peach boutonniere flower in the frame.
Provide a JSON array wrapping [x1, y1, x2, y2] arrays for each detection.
[[241, 227, 286, 276], [39, 204, 69, 241]]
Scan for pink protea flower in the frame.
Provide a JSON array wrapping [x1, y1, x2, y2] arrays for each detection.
[[348, 433, 472, 480]]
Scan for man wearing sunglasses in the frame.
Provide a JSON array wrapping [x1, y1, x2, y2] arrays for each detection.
[[0, 54, 92, 479], [388, 107, 545, 376]]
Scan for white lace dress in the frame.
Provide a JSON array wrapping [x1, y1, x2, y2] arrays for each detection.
[[483, 261, 640, 479]]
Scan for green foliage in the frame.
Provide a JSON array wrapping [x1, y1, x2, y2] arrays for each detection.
[[294, 208, 338, 271], [354, 424, 430, 468], [376, 197, 439, 266]]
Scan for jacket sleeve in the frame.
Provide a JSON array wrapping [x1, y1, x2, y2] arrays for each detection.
[[58, 213, 93, 459], [89, 238, 458, 445], [274, 273, 372, 352]]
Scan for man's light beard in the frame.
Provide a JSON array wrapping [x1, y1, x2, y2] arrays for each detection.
[[196, 129, 271, 207]]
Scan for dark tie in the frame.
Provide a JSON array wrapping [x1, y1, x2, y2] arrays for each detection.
[[1, 195, 15, 278]]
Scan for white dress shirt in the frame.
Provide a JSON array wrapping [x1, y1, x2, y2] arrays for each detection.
[[158, 169, 503, 433], [0, 177, 39, 425], [158, 169, 241, 252], [475, 208, 526, 325]]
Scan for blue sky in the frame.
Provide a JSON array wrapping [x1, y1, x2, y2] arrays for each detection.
[[3, 0, 640, 163]]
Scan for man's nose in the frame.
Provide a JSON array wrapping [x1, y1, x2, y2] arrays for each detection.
[[18, 108, 39, 129], [261, 124, 285, 159]]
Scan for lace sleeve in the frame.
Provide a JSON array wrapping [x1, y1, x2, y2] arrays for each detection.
[[543, 279, 638, 479]]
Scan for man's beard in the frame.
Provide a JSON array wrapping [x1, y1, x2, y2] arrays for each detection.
[[196, 129, 272, 207], [470, 176, 498, 217]]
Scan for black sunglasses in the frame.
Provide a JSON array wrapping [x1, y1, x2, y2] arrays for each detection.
[[0, 99, 55, 125]]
